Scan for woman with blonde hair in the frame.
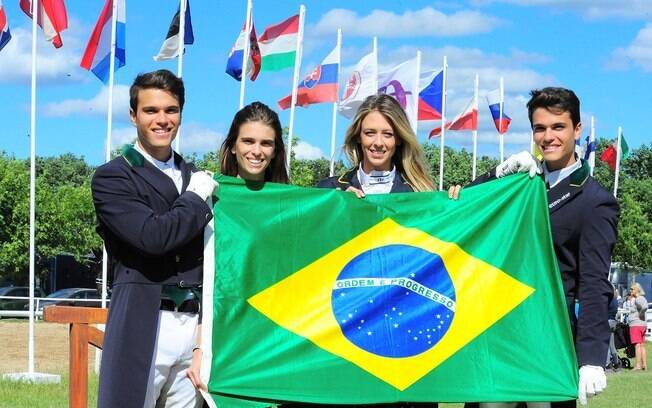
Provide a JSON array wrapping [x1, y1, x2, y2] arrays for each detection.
[[318, 94, 435, 195], [627, 283, 648, 370]]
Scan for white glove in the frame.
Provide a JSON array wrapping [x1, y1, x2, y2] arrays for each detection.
[[495, 151, 542, 178], [578, 365, 607, 405], [187, 171, 218, 201]]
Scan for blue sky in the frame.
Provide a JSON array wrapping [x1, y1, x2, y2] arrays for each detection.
[[0, 0, 650, 166]]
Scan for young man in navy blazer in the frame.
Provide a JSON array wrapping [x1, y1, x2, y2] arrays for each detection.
[[92, 69, 217, 407], [461, 87, 619, 407]]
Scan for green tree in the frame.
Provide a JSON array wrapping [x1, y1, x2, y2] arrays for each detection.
[[0, 153, 29, 284], [613, 190, 652, 270]]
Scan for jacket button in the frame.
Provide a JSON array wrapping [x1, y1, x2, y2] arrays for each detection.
[[179, 280, 186, 288]]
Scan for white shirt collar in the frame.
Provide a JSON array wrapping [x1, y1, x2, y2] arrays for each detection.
[[357, 165, 396, 195], [134, 141, 176, 170], [544, 158, 581, 189]]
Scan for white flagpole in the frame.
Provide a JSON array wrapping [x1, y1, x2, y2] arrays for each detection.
[[589, 116, 596, 175], [411, 51, 421, 135], [499, 77, 504, 162], [329, 28, 341, 177], [438, 55, 448, 191], [174, 0, 186, 153], [372, 36, 378, 92], [239, 0, 252, 110], [27, 0, 39, 376], [472, 73, 479, 180], [613, 126, 622, 198], [285, 4, 305, 177]]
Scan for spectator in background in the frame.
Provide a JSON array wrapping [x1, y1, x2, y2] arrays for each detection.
[[627, 283, 648, 370]]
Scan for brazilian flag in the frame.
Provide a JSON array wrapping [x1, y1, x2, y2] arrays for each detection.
[[200, 174, 577, 406]]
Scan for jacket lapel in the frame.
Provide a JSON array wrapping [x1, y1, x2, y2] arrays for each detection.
[[547, 160, 590, 214], [122, 145, 179, 205]]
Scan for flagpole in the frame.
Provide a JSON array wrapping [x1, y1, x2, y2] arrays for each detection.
[[27, 0, 39, 376], [372, 37, 378, 91], [239, 0, 252, 109], [329, 28, 341, 177], [472, 73, 479, 180], [499, 77, 504, 162], [613, 126, 622, 198], [411, 50, 421, 135], [589, 116, 596, 175], [438, 55, 448, 191], [285, 4, 305, 177], [174, 0, 186, 153]]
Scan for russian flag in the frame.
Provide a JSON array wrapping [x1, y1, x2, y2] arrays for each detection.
[[0, 0, 11, 53], [20, 0, 68, 48], [429, 95, 478, 138], [80, 0, 126, 83], [278, 45, 339, 110], [486, 88, 511, 134], [418, 70, 443, 121], [226, 15, 261, 82]]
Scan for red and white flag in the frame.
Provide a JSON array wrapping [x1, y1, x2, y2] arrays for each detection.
[[20, 0, 68, 48], [429, 95, 478, 138]]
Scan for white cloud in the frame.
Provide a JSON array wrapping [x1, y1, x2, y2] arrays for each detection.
[[0, 20, 89, 83], [294, 141, 325, 160], [310, 7, 503, 39], [608, 23, 652, 72], [43, 85, 131, 121], [470, 0, 652, 20], [110, 122, 224, 155]]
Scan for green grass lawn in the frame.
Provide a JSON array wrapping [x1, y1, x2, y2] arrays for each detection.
[[1, 345, 650, 407]]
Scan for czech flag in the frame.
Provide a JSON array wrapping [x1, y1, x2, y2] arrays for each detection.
[[278, 45, 339, 110], [418, 70, 443, 121], [429, 95, 478, 138], [486, 88, 511, 134], [80, 0, 126, 83], [0, 0, 11, 53], [20, 0, 68, 48], [225, 13, 261, 82]]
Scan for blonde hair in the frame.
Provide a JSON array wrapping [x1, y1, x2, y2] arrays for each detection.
[[342, 95, 435, 192], [631, 282, 646, 296]]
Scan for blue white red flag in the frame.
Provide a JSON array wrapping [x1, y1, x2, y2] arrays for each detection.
[[225, 14, 261, 82], [486, 88, 511, 134], [80, 0, 126, 83], [278, 45, 339, 110], [153, 0, 194, 61], [0, 0, 11, 52], [418, 70, 443, 121], [20, 0, 68, 48]]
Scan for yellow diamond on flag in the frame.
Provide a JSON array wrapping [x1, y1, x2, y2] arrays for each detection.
[[248, 218, 534, 391]]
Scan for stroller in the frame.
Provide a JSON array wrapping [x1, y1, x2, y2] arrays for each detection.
[[612, 321, 635, 368]]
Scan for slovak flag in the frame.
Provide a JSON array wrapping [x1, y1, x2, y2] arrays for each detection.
[[486, 88, 511, 134], [225, 14, 261, 82], [418, 70, 443, 121], [429, 95, 478, 138], [20, 0, 68, 48], [277, 45, 339, 110], [0, 0, 11, 52], [80, 0, 126, 83]]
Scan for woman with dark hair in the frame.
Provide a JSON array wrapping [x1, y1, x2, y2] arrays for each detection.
[[318, 94, 434, 195], [186, 101, 288, 394], [219, 101, 289, 183]]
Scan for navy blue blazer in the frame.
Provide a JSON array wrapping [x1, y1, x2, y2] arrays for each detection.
[[92, 145, 212, 408], [470, 160, 619, 367], [317, 167, 414, 193]]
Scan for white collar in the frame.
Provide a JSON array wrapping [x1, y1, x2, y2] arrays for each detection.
[[544, 159, 581, 189], [134, 142, 176, 170]]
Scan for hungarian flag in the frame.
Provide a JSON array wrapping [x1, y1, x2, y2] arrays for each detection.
[[600, 134, 630, 171], [200, 174, 577, 406], [20, 0, 68, 48], [259, 14, 298, 71]]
